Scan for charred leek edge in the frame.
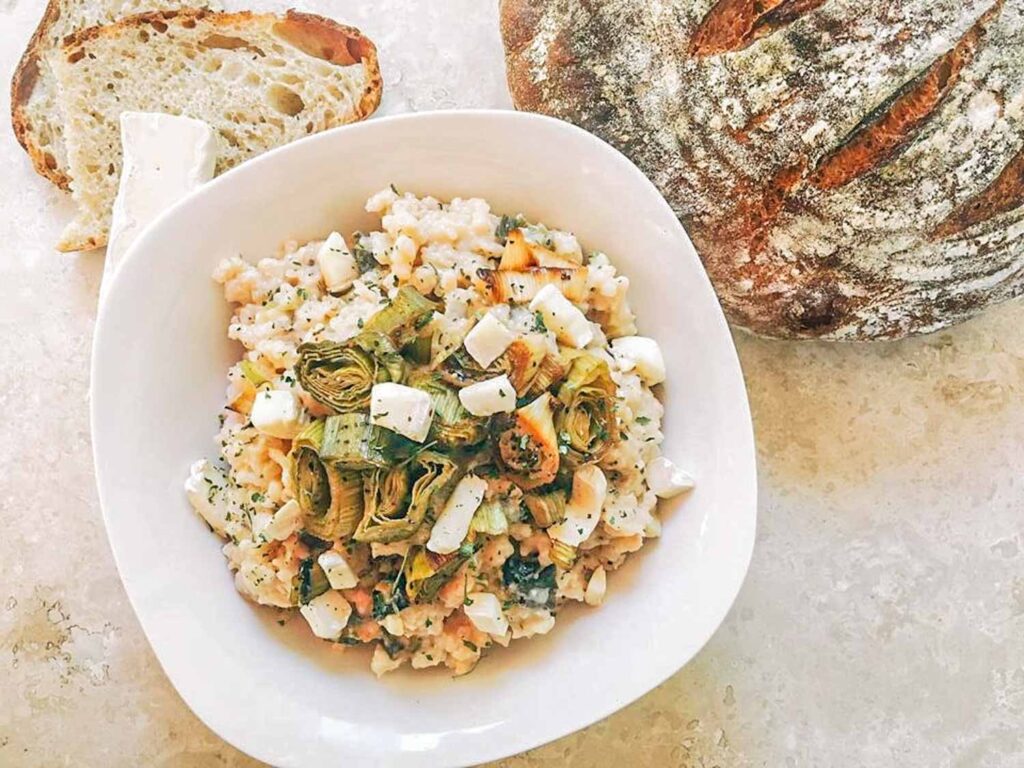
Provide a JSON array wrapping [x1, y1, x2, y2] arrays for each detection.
[[555, 353, 618, 466], [499, 228, 533, 270], [523, 490, 567, 528], [352, 451, 458, 543], [477, 267, 588, 304], [408, 370, 487, 446], [406, 541, 479, 603], [526, 354, 568, 397], [363, 286, 438, 347], [296, 557, 331, 604], [439, 347, 510, 389], [296, 332, 403, 413], [320, 412, 394, 469], [502, 334, 548, 395], [403, 330, 433, 365], [498, 392, 560, 490], [550, 540, 578, 571]]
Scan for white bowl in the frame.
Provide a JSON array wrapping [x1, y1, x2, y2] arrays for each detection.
[[92, 110, 757, 767]]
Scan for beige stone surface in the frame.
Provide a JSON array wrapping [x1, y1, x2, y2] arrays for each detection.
[[1, 1, 1023, 766]]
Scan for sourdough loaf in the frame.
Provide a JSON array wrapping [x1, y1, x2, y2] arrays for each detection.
[[48, 9, 382, 252], [10, 0, 220, 191], [501, 0, 1024, 340]]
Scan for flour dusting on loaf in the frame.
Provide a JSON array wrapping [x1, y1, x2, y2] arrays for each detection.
[[502, 0, 1024, 339]]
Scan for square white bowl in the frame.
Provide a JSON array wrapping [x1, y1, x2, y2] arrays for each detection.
[[91, 110, 757, 767]]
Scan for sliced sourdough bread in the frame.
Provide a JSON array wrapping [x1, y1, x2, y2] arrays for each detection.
[[11, 0, 220, 191], [49, 9, 382, 252]]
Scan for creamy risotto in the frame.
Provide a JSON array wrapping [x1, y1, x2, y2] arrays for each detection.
[[185, 188, 694, 676]]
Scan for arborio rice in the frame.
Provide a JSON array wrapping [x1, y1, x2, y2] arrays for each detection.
[[186, 188, 694, 676]]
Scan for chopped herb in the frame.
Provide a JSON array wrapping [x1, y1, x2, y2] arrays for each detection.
[[496, 213, 527, 242], [389, 183, 399, 194], [635, 416, 651, 425], [463, 640, 479, 652], [339, 636, 361, 646], [533, 311, 547, 332]]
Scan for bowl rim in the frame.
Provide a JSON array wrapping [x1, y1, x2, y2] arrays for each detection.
[[91, 108, 758, 767]]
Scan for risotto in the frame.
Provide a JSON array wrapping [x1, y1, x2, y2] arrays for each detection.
[[185, 188, 694, 676]]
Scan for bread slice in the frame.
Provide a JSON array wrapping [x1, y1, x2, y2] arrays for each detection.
[[11, 0, 220, 191], [48, 9, 382, 252]]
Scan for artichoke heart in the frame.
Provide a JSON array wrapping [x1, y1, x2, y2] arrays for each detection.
[[407, 370, 487, 446], [497, 392, 560, 490], [353, 451, 458, 543], [555, 353, 618, 467], [477, 267, 588, 304], [290, 420, 364, 541], [296, 331, 404, 413], [363, 286, 438, 347]]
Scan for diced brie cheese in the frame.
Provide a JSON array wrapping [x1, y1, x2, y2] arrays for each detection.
[[258, 499, 302, 541], [584, 567, 607, 606], [464, 312, 516, 368], [647, 457, 695, 499], [548, 465, 607, 547], [317, 549, 359, 590], [529, 283, 593, 348], [427, 474, 488, 554], [317, 231, 359, 294], [458, 374, 516, 416], [299, 591, 353, 640], [251, 389, 304, 439], [105, 113, 217, 295], [611, 336, 666, 385], [370, 383, 434, 442], [464, 592, 510, 635]]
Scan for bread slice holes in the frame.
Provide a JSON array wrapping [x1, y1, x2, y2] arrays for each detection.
[[277, 73, 301, 85], [220, 129, 241, 149], [138, 29, 149, 43], [203, 57, 223, 73], [267, 84, 305, 117], [245, 72, 261, 86], [200, 34, 265, 57]]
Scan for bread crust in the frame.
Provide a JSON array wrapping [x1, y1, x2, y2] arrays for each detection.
[[500, 0, 1024, 340], [10, 0, 71, 189]]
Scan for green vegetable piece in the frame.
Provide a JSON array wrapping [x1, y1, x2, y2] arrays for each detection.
[[240, 359, 271, 387], [470, 498, 513, 535], [296, 332, 404, 413], [320, 412, 394, 470], [353, 451, 459, 543], [555, 353, 618, 467], [296, 557, 330, 604], [363, 286, 438, 348], [407, 370, 487, 447], [290, 420, 363, 540], [523, 490, 567, 528]]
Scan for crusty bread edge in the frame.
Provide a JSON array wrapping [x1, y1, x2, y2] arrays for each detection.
[[10, 0, 73, 190], [50, 8, 383, 253]]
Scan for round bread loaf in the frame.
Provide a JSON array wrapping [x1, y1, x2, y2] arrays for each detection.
[[501, 0, 1024, 339]]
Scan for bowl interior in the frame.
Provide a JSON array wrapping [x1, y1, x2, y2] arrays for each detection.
[[92, 111, 756, 768]]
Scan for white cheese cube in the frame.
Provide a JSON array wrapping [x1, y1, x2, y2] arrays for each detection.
[[427, 474, 488, 554], [548, 465, 608, 547], [464, 592, 510, 636], [258, 499, 302, 541], [647, 457, 695, 499], [458, 374, 516, 416], [105, 113, 217, 295], [317, 549, 359, 590], [299, 591, 353, 640], [370, 383, 434, 442], [611, 336, 666, 385], [529, 283, 593, 348], [317, 231, 359, 294], [584, 567, 607, 606], [251, 389, 304, 439], [464, 312, 516, 368]]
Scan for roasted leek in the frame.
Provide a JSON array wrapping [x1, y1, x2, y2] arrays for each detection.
[[497, 392, 560, 490], [477, 267, 588, 304], [363, 286, 438, 347], [408, 370, 487, 447], [353, 451, 458, 543], [320, 412, 394, 469], [290, 420, 363, 540]]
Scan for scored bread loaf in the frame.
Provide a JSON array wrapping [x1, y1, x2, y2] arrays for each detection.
[[49, 9, 382, 252], [501, 0, 1024, 340], [11, 0, 220, 191]]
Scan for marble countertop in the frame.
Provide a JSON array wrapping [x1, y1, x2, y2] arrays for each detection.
[[2, 1, 1023, 765]]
